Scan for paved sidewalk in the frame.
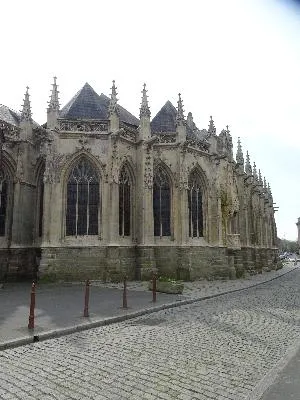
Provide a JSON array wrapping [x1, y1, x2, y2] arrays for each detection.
[[260, 346, 300, 400], [0, 262, 297, 351]]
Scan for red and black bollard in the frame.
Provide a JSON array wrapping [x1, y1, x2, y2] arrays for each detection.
[[83, 279, 90, 317], [122, 275, 128, 309], [28, 282, 36, 329], [152, 272, 157, 303]]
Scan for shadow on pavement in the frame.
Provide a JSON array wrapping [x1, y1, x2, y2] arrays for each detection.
[[0, 282, 181, 345]]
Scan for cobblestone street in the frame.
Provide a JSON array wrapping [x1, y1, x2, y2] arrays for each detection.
[[1, 269, 299, 400]]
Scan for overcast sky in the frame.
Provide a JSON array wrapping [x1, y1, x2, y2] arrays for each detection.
[[1, 0, 300, 240]]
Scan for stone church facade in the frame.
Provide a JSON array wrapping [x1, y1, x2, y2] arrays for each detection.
[[0, 79, 278, 282]]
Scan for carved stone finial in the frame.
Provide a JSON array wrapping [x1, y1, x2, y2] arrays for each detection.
[[258, 169, 263, 185], [176, 93, 185, 123], [21, 86, 32, 121], [267, 182, 273, 201], [108, 80, 119, 117], [245, 151, 252, 175], [236, 137, 244, 166], [186, 112, 194, 129], [263, 177, 267, 190], [263, 177, 268, 195], [139, 83, 151, 118], [268, 182, 272, 192], [253, 162, 258, 181], [48, 76, 60, 112], [208, 116, 216, 135]]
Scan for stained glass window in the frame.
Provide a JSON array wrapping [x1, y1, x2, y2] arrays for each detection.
[[119, 166, 131, 237], [188, 172, 203, 238], [0, 171, 8, 236], [66, 158, 99, 236], [153, 166, 171, 236]]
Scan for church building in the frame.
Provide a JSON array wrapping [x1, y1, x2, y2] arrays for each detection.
[[0, 78, 278, 281]]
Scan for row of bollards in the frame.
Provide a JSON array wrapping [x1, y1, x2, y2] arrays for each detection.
[[28, 273, 158, 330]]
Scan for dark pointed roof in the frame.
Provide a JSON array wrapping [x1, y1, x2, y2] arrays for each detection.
[[60, 83, 139, 126], [151, 101, 177, 133], [0, 104, 21, 127], [150, 101, 209, 148]]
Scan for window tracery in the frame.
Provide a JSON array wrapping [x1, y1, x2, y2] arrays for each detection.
[[188, 171, 203, 238], [0, 170, 9, 236], [66, 158, 99, 236], [119, 166, 131, 237], [153, 165, 171, 237]]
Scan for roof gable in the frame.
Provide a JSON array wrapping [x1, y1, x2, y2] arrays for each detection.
[[60, 83, 107, 120], [60, 83, 139, 126], [151, 101, 177, 133], [0, 104, 40, 129], [0, 104, 21, 127]]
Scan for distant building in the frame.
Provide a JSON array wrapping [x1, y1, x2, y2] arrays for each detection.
[[0, 79, 278, 281]]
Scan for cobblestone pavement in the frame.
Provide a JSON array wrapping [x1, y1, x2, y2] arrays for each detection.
[[0, 268, 299, 400]]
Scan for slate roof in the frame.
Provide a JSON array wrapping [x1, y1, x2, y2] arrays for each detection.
[[59, 83, 139, 126], [150, 100, 203, 136], [0, 104, 21, 127], [0, 104, 40, 129], [151, 101, 177, 133], [150, 101, 210, 149]]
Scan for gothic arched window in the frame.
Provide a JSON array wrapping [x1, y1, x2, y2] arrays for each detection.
[[0, 170, 9, 236], [188, 171, 203, 238], [153, 166, 171, 237], [119, 166, 131, 237], [66, 158, 99, 236]]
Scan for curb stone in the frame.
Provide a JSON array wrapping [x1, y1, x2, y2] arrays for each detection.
[[0, 266, 297, 352]]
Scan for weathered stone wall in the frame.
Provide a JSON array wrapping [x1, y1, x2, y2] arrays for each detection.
[[0, 245, 279, 283], [0, 248, 38, 281], [39, 246, 136, 282], [0, 249, 9, 282], [137, 246, 233, 281], [36, 245, 279, 283], [240, 246, 278, 276]]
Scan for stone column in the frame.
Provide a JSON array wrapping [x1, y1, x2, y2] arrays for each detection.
[[135, 140, 156, 279], [217, 196, 223, 245], [101, 180, 110, 243], [11, 143, 35, 246], [135, 84, 157, 279], [136, 85, 154, 245], [48, 183, 63, 244], [41, 180, 52, 245], [136, 142, 155, 244], [108, 181, 119, 244], [175, 145, 188, 245]]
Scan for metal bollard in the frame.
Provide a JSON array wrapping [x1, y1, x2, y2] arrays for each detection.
[[122, 275, 128, 309], [83, 279, 90, 317], [152, 272, 157, 303], [28, 282, 36, 329]]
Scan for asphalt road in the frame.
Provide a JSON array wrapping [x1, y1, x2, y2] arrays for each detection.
[[0, 270, 299, 400]]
